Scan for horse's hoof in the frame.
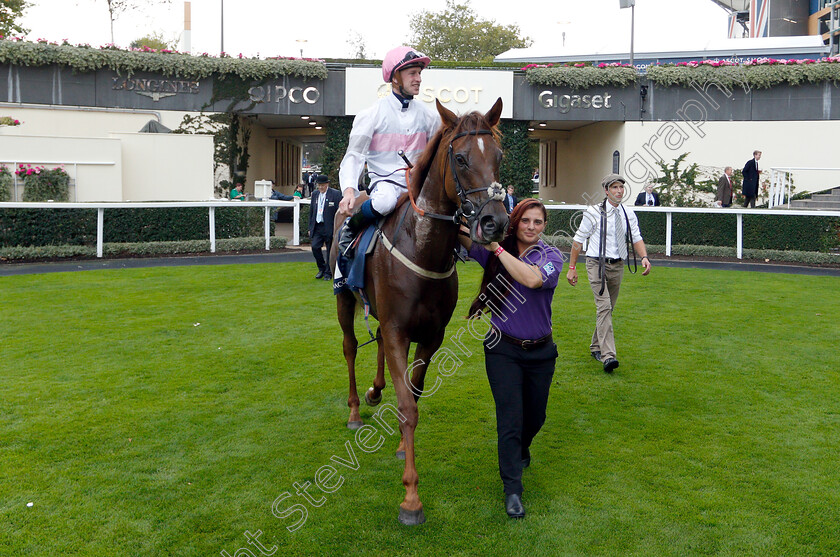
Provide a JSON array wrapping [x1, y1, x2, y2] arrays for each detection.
[[364, 387, 382, 407], [396, 450, 406, 460], [347, 420, 363, 430], [398, 506, 426, 526]]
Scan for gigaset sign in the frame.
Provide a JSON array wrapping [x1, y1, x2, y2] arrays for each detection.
[[539, 91, 613, 114], [248, 85, 321, 104]]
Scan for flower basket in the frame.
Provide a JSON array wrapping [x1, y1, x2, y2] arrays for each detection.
[[15, 165, 70, 202], [0, 165, 13, 202], [0, 116, 22, 126]]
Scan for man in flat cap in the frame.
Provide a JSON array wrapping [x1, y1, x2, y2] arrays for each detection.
[[566, 174, 651, 373]]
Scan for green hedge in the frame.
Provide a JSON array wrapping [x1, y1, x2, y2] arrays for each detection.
[[0, 39, 328, 81], [0, 206, 267, 247], [0, 236, 287, 261], [0, 169, 12, 202], [21, 168, 70, 202], [545, 209, 840, 253]]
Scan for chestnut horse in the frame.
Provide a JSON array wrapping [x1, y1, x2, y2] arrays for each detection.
[[330, 98, 509, 525]]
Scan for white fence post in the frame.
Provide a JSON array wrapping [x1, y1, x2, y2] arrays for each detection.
[[293, 198, 300, 246], [96, 208, 104, 258], [264, 207, 271, 251], [665, 211, 672, 257], [736, 213, 743, 260], [209, 206, 216, 253]]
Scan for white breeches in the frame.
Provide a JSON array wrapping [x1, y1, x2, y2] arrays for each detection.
[[369, 181, 404, 216]]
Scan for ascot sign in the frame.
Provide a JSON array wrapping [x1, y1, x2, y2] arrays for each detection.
[[345, 67, 513, 117]]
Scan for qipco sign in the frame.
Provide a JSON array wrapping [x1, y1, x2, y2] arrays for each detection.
[[248, 84, 321, 105]]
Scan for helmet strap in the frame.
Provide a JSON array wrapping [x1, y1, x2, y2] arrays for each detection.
[[392, 75, 414, 101]]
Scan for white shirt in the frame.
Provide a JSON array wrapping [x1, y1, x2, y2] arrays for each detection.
[[646, 193, 654, 205], [573, 202, 643, 259], [316, 190, 326, 222], [339, 94, 440, 197]]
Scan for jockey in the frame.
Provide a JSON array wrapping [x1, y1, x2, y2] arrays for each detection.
[[337, 46, 440, 253]]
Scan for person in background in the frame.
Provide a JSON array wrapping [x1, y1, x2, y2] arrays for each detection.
[[715, 166, 734, 208], [293, 184, 305, 198], [270, 187, 295, 223], [634, 184, 660, 207], [307, 172, 317, 197], [742, 150, 762, 208], [230, 183, 246, 200], [309, 175, 342, 281], [566, 174, 651, 373], [503, 185, 518, 213], [459, 198, 563, 520]]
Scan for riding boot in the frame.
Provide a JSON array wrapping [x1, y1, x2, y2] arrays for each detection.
[[338, 199, 381, 257]]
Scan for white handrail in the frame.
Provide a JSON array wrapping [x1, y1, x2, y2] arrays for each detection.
[[1, 160, 116, 203], [3, 200, 835, 262], [768, 167, 840, 209], [0, 199, 309, 257], [544, 204, 840, 260]]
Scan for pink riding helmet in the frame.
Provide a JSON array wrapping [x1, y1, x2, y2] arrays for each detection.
[[382, 46, 431, 83]]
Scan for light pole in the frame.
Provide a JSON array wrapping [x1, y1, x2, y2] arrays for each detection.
[[220, 0, 224, 55], [619, 0, 635, 68], [296, 39, 308, 59], [557, 20, 571, 48]]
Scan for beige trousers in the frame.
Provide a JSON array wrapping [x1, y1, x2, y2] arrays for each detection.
[[585, 258, 624, 360]]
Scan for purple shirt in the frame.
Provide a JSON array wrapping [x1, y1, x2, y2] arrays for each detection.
[[468, 239, 563, 340]]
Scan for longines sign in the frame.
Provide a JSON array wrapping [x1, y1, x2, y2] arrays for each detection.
[[111, 76, 200, 101], [345, 67, 513, 117]]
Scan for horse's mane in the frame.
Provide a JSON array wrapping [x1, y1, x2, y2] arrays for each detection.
[[408, 110, 501, 201]]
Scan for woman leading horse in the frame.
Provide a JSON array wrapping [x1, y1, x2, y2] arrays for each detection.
[[331, 98, 509, 525]]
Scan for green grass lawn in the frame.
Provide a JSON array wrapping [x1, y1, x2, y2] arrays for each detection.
[[1, 262, 838, 556]]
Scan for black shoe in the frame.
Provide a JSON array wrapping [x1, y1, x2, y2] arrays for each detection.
[[603, 357, 619, 373], [505, 493, 525, 518], [323, 274, 332, 281], [591, 350, 602, 361], [315, 270, 325, 279]]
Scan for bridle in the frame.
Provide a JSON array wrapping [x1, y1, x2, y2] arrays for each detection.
[[405, 128, 505, 228]]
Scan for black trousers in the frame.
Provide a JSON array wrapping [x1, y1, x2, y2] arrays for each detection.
[[743, 196, 756, 208], [484, 336, 557, 495], [310, 222, 332, 274]]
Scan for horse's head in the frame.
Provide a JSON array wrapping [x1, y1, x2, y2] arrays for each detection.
[[434, 97, 509, 245]]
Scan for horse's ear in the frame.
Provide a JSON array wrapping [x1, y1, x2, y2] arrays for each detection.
[[485, 97, 503, 127], [435, 98, 458, 128]]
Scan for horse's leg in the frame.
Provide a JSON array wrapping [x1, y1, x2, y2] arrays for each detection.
[[393, 340, 411, 460], [396, 337, 443, 460], [383, 334, 425, 525], [337, 291, 362, 429], [364, 327, 386, 407]]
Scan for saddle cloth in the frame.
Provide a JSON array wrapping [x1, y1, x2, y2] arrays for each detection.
[[332, 224, 379, 295]]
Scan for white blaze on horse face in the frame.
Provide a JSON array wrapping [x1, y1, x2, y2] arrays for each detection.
[[477, 137, 485, 155]]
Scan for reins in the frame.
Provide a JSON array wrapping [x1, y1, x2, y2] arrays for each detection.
[[401, 128, 503, 227]]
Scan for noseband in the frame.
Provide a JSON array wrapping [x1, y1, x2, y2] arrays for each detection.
[[447, 129, 505, 226]]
